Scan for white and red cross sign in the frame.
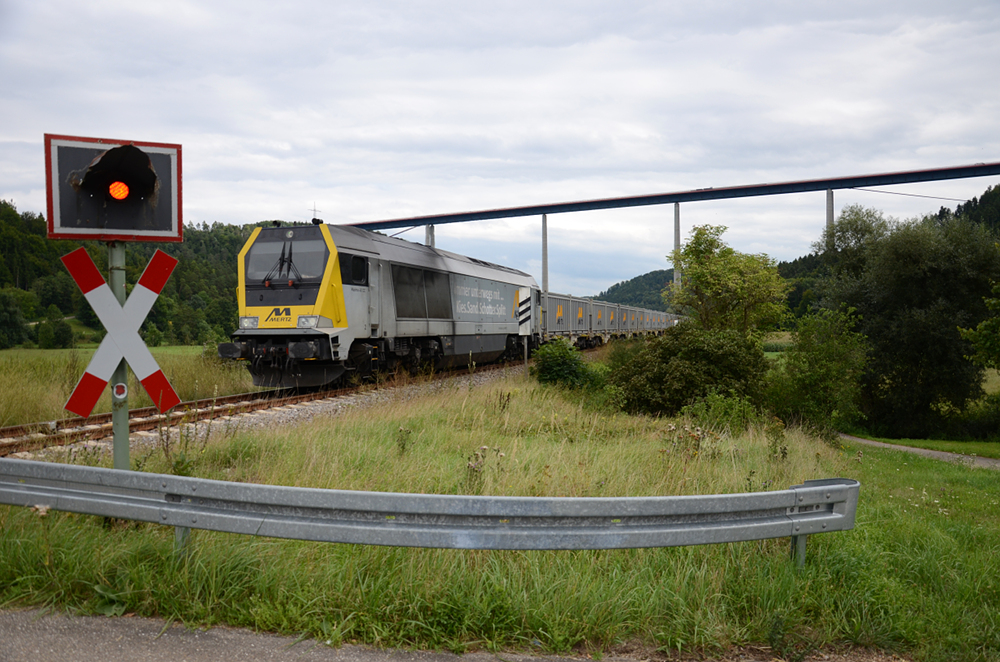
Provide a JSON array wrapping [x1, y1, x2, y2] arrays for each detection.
[[61, 248, 181, 417]]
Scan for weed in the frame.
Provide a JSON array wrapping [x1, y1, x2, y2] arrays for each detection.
[[396, 427, 413, 456], [464, 445, 506, 494], [491, 391, 513, 414], [765, 417, 788, 462], [767, 613, 814, 662], [157, 410, 208, 477]]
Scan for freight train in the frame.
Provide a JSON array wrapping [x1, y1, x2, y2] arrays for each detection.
[[218, 220, 678, 387]]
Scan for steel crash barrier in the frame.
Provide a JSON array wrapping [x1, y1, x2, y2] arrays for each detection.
[[0, 459, 858, 566]]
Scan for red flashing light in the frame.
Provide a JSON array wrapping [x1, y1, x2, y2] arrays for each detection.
[[108, 181, 129, 200]]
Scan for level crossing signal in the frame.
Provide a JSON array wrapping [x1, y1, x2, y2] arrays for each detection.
[[61, 247, 181, 418], [45, 134, 182, 243]]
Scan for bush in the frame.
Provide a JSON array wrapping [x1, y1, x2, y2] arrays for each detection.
[[680, 391, 763, 435], [765, 309, 866, 432], [0, 291, 28, 349], [37, 319, 74, 349], [606, 324, 768, 416], [531, 339, 596, 389]]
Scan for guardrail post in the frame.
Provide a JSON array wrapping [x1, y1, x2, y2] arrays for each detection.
[[790, 534, 807, 568], [175, 525, 190, 556]]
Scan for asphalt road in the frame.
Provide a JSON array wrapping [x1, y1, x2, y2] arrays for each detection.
[[0, 609, 554, 662], [0, 609, 912, 662]]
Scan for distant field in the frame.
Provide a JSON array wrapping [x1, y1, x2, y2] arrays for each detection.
[[985, 369, 1000, 395], [0, 345, 254, 426]]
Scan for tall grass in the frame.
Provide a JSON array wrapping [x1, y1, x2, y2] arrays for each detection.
[[0, 347, 257, 426], [1, 375, 998, 661]]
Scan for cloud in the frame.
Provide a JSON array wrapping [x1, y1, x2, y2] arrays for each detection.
[[2, 0, 999, 297]]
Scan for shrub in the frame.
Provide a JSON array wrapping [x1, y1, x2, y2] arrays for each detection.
[[765, 309, 867, 432], [680, 391, 763, 436], [37, 319, 74, 349], [607, 324, 768, 416], [0, 291, 28, 349], [531, 339, 595, 388]]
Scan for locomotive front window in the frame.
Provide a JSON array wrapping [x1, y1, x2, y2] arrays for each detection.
[[291, 239, 329, 279], [245, 235, 329, 283]]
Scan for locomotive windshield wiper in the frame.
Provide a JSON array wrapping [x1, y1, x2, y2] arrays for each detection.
[[262, 241, 304, 287]]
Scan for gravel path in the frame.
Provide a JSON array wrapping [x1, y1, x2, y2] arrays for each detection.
[[839, 434, 1000, 470]]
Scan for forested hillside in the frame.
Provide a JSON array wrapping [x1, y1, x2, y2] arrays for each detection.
[[594, 269, 673, 311], [0, 199, 260, 348]]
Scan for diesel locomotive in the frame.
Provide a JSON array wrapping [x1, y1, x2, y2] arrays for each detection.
[[218, 221, 676, 388]]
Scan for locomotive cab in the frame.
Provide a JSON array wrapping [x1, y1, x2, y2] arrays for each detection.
[[219, 222, 359, 388]]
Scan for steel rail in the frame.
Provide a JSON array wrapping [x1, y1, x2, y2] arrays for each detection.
[[0, 458, 857, 561], [0, 361, 515, 457]]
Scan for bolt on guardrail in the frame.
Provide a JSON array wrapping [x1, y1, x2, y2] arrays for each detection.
[[0, 459, 858, 567]]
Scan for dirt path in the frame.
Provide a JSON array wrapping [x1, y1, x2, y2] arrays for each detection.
[[840, 434, 1000, 470]]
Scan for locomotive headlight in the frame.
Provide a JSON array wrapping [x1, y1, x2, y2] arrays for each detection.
[[239, 316, 259, 329], [297, 315, 319, 328]]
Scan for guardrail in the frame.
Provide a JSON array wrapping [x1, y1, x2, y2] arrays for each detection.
[[0, 458, 858, 566]]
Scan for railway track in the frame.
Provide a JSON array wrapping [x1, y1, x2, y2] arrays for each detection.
[[0, 362, 516, 457]]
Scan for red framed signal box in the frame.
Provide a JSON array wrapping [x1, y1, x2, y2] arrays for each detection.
[[45, 134, 182, 243]]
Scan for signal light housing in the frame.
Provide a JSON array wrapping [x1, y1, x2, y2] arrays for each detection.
[[45, 134, 182, 243]]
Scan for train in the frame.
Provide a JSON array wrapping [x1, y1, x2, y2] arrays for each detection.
[[218, 220, 679, 387]]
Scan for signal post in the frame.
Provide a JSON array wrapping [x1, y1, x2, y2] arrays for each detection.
[[45, 134, 183, 471]]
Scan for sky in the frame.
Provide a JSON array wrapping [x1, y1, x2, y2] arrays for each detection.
[[2, 1, 999, 296]]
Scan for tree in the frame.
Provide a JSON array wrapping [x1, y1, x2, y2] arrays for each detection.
[[814, 204, 893, 278], [665, 225, 788, 336], [766, 309, 868, 432], [0, 290, 28, 349], [960, 279, 1000, 371], [820, 210, 1000, 437]]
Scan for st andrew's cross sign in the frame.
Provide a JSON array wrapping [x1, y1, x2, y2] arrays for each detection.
[[62, 248, 181, 417]]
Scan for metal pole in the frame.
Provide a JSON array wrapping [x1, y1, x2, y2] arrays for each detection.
[[524, 338, 529, 379], [673, 203, 681, 286], [541, 214, 548, 343], [175, 525, 190, 556], [541, 214, 548, 294], [108, 242, 129, 471], [826, 189, 835, 252], [425, 224, 435, 248], [791, 534, 807, 569]]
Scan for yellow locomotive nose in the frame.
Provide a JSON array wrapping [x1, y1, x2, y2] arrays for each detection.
[[223, 223, 350, 387]]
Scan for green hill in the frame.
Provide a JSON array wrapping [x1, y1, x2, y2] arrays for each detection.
[[593, 269, 673, 312]]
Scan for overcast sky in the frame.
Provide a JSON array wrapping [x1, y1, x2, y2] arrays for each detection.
[[2, 1, 999, 295]]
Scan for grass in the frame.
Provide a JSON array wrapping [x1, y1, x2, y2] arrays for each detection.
[[2, 374, 999, 661], [0, 346, 257, 426]]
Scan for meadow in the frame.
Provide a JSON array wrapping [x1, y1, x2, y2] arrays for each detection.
[[1, 373, 998, 662], [0, 346, 258, 426]]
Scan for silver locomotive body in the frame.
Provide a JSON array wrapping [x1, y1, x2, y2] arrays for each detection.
[[219, 223, 676, 388]]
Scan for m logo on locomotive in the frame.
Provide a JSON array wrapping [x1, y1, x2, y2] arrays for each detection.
[[265, 307, 292, 323]]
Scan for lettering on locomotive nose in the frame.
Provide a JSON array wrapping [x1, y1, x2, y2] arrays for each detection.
[[265, 307, 292, 322]]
